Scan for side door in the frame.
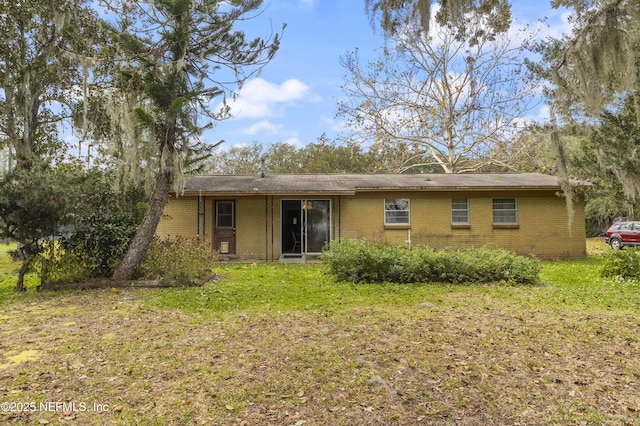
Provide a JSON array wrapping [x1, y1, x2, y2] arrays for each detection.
[[214, 200, 236, 254], [617, 222, 634, 244]]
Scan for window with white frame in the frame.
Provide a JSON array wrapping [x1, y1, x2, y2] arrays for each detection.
[[451, 198, 469, 224], [492, 198, 517, 224], [384, 198, 410, 225]]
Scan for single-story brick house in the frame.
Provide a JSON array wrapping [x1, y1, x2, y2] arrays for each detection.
[[156, 173, 587, 261]]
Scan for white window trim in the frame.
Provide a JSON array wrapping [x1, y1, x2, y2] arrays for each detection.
[[384, 198, 410, 225], [451, 198, 470, 224], [492, 198, 518, 225]]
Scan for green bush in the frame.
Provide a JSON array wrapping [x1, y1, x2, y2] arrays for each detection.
[[137, 237, 218, 281], [37, 242, 96, 285], [321, 239, 540, 284], [601, 249, 640, 280], [9, 166, 146, 287], [37, 210, 139, 285], [61, 211, 139, 278]]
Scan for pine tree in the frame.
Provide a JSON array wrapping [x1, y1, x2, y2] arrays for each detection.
[[99, 0, 281, 280]]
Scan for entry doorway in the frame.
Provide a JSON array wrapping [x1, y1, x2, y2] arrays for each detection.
[[281, 200, 330, 255], [214, 200, 235, 254]]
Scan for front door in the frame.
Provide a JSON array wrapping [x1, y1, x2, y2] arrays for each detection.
[[281, 199, 330, 254], [214, 200, 235, 254]]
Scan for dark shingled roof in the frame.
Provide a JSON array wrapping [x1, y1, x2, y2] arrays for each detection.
[[179, 173, 571, 196]]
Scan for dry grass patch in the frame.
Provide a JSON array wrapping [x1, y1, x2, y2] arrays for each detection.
[[587, 237, 610, 256]]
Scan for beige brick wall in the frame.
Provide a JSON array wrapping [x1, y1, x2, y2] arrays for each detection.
[[158, 196, 271, 261], [156, 196, 214, 247], [158, 190, 586, 261], [156, 196, 201, 240], [235, 198, 268, 260], [337, 191, 586, 259]]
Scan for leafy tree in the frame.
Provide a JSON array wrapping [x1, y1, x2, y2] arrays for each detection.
[[264, 142, 305, 173], [207, 142, 266, 175], [547, 0, 640, 121], [206, 137, 404, 175], [513, 99, 640, 234], [526, 1, 640, 205], [54, 168, 145, 281], [0, 162, 145, 289], [338, 17, 540, 173], [0, 164, 71, 291], [371, 0, 640, 121], [296, 135, 372, 173], [207, 135, 445, 175], [588, 96, 640, 201], [365, 0, 511, 41], [95, 0, 281, 280], [0, 0, 99, 168], [490, 123, 581, 175], [569, 95, 640, 232], [364, 136, 433, 173]]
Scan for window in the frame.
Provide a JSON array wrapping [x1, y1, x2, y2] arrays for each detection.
[[492, 198, 517, 224], [451, 198, 469, 224], [216, 201, 234, 228], [384, 198, 410, 225]]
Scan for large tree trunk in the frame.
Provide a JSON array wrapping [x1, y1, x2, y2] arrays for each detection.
[[112, 164, 173, 281], [14, 256, 33, 292]]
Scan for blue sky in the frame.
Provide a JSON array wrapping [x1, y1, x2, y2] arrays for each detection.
[[209, 1, 572, 150]]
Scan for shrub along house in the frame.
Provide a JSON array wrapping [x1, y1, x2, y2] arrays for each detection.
[[156, 173, 587, 261]]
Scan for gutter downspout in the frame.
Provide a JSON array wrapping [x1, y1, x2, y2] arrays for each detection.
[[338, 195, 342, 242], [265, 195, 268, 262], [197, 192, 202, 239]]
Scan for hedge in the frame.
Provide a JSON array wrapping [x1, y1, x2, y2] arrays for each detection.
[[320, 239, 541, 285]]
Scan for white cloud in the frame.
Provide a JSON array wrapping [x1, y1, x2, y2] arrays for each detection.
[[221, 78, 312, 119], [321, 115, 347, 133], [511, 4, 572, 41], [243, 120, 283, 135], [299, 0, 316, 7], [246, 78, 310, 103], [528, 103, 552, 124]]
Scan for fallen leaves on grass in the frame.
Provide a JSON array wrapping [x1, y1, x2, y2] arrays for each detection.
[[0, 290, 638, 425]]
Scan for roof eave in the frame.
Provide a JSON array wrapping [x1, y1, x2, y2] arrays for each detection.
[[177, 190, 357, 197], [354, 186, 562, 192]]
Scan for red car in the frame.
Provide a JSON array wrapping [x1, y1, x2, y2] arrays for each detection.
[[605, 221, 640, 249]]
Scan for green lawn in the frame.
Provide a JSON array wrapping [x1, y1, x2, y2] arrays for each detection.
[[0, 243, 40, 303], [0, 243, 639, 425], [136, 256, 638, 315]]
